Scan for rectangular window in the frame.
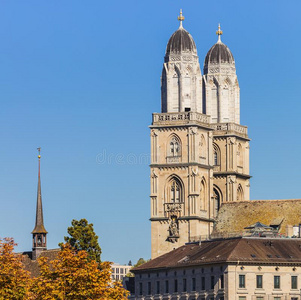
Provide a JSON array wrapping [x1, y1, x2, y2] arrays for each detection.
[[201, 276, 205, 290], [220, 274, 224, 289], [238, 297, 246, 300], [291, 276, 298, 289], [256, 298, 264, 300], [139, 282, 143, 295], [116, 275, 119, 280], [116, 268, 119, 273], [156, 281, 160, 294], [274, 276, 280, 289], [192, 277, 196, 291], [211, 275, 215, 289], [147, 282, 151, 295], [174, 279, 178, 293], [183, 278, 187, 292], [274, 298, 281, 300], [239, 275, 245, 288], [120, 268, 124, 274], [165, 280, 169, 293], [256, 275, 263, 288]]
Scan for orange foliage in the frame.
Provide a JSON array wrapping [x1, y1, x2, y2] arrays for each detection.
[[0, 238, 31, 300], [30, 244, 129, 300]]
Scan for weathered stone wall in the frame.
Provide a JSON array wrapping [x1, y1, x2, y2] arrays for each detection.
[[214, 199, 301, 235]]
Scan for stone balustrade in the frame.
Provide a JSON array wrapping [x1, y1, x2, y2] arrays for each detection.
[[211, 122, 248, 137], [152, 112, 211, 126]]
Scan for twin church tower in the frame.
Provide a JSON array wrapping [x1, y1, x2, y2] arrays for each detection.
[[150, 11, 250, 258]]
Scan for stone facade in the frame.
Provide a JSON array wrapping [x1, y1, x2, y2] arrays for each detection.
[[150, 18, 250, 258]]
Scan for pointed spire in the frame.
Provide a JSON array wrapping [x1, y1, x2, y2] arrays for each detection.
[[32, 148, 47, 235], [177, 9, 185, 28], [216, 23, 223, 43]]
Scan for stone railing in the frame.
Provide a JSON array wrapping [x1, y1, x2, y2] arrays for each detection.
[[211, 123, 248, 137], [166, 156, 181, 163], [164, 202, 184, 214], [152, 112, 210, 126]]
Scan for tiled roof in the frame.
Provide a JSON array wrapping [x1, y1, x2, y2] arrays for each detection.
[[214, 199, 301, 235], [22, 249, 60, 277], [132, 237, 301, 272]]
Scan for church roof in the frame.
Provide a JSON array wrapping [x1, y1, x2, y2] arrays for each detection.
[[214, 199, 301, 235], [204, 41, 234, 65], [166, 27, 197, 55], [132, 237, 301, 272]]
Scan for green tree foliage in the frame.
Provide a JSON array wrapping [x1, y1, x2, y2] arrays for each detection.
[[134, 258, 148, 267], [60, 219, 102, 263]]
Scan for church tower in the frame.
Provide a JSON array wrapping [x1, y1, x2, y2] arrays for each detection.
[[150, 11, 215, 259], [203, 25, 250, 206], [32, 148, 47, 260]]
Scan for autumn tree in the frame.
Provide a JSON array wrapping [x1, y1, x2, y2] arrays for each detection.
[[31, 243, 128, 300], [60, 218, 101, 263], [0, 238, 31, 300]]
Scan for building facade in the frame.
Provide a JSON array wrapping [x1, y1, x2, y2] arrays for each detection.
[[150, 12, 251, 258], [132, 237, 301, 300]]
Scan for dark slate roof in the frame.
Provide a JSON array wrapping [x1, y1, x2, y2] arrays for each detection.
[[204, 42, 234, 65], [132, 237, 301, 272], [22, 249, 60, 277], [166, 27, 197, 55]]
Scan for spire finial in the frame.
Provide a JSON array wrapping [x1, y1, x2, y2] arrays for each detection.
[[216, 23, 223, 43], [37, 147, 41, 176], [178, 9, 185, 28]]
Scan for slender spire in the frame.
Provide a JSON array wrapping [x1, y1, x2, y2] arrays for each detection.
[[216, 23, 223, 43], [177, 9, 185, 28], [32, 148, 47, 234]]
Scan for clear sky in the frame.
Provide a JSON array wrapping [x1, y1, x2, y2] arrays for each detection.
[[0, 0, 301, 265]]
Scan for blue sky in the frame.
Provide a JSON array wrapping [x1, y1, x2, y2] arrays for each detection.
[[0, 0, 300, 264]]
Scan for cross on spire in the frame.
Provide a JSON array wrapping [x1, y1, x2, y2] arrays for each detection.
[[178, 9, 185, 28], [216, 23, 223, 43]]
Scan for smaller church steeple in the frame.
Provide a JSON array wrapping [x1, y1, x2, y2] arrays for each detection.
[[32, 147, 47, 260]]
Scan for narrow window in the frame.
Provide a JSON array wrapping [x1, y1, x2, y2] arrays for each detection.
[[192, 277, 196, 291], [174, 279, 178, 293], [220, 274, 224, 289], [238, 297, 246, 300], [201, 276, 205, 290], [256, 297, 264, 300], [274, 275, 280, 289], [256, 275, 263, 288], [214, 151, 218, 165], [165, 280, 169, 293], [239, 275, 245, 288], [156, 281, 160, 294], [139, 282, 143, 295], [147, 282, 151, 295], [291, 275, 298, 289], [211, 275, 215, 289], [183, 278, 187, 292]]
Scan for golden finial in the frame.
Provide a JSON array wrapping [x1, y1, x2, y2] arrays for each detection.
[[177, 9, 185, 28], [216, 23, 223, 42], [37, 147, 41, 159]]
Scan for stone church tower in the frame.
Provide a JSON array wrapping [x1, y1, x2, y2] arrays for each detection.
[[150, 12, 250, 258]]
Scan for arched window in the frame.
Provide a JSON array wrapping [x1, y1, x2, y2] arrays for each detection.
[[200, 134, 206, 159], [237, 143, 243, 167], [237, 184, 244, 202], [168, 136, 181, 157], [213, 187, 222, 217], [167, 177, 183, 203], [200, 178, 207, 210], [213, 143, 220, 166]]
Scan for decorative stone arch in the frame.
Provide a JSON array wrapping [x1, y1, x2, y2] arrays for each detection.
[[164, 175, 185, 204], [213, 143, 221, 167], [200, 177, 207, 210], [237, 184, 244, 202], [213, 185, 223, 218], [223, 77, 232, 88], [167, 134, 182, 157]]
